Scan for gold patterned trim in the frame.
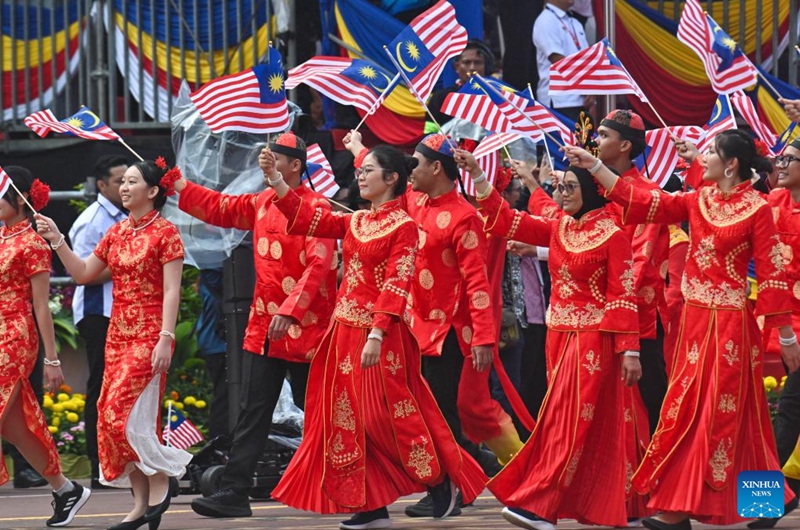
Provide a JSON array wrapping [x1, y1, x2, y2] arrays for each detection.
[[646, 189, 661, 224], [698, 187, 764, 227], [558, 215, 618, 253], [758, 279, 789, 292], [350, 209, 413, 243]]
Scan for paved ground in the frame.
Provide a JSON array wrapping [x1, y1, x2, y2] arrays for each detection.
[[1, 481, 797, 529]]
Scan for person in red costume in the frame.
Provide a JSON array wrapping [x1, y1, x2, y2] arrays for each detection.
[[265, 143, 487, 530], [37, 159, 191, 530], [458, 149, 641, 530], [565, 129, 800, 530], [171, 132, 337, 518], [0, 167, 92, 527], [344, 131, 535, 518]]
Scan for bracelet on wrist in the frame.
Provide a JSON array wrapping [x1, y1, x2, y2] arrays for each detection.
[[159, 330, 176, 341], [50, 234, 66, 251], [268, 173, 285, 186], [780, 334, 798, 347], [470, 172, 487, 184], [367, 332, 383, 343], [622, 351, 640, 358], [43, 358, 62, 367], [588, 158, 603, 174]]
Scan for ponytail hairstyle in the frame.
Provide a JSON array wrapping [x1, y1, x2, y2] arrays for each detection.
[[367, 145, 417, 197], [3, 166, 50, 221], [714, 129, 772, 183]]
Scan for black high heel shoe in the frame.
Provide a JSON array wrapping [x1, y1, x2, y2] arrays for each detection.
[[148, 515, 162, 530], [107, 516, 146, 530], [143, 492, 171, 522]]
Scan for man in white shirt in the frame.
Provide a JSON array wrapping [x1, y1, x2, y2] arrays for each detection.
[[532, 0, 592, 123], [68, 155, 127, 489]]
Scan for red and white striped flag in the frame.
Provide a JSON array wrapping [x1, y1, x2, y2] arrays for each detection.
[[306, 144, 340, 198], [729, 92, 778, 152], [190, 47, 289, 134], [0, 167, 10, 197], [518, 95, 575, 146], [697, 94, 737, 152], [549, 38, 649, 102], [386, 0, 468, 102], [24, 107, 121, 141], [644, 126, 703, 188], [460, 134, 506, 196], [286, 57, 400, 115], [163, 406, 204, 450], [677, 0, 757, 95]]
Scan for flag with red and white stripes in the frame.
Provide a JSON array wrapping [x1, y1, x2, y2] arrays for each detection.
[[163, 407, 204, 450], [677, 0, 757, 94], [306, 144, 340, 198], [697, 94, 737, 152], [729, 92, 778, 152], [0, 167, 10, 197], [517, 93, 575, 146], [549, 38, 649, 102], [190, 47, 289, 134], [386, 0, 468, 102], [286, 57, 400, 115], [24, 107, 121, 141], [643, 126, 703, 188], [460, 134, 506, 196]]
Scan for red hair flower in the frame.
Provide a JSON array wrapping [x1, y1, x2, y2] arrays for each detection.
[[753, 139, 769, 158], [493, 166, 513, 193], [29, 179, 50, 211], [159, 167, 183, 197], [154, 156, 168, 170]]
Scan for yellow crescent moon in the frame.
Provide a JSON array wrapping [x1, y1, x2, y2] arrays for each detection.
[[84, 109, 100, 128], [710, 98, 723, 123], [395, 42, 417, 73], [369, 72, 393, 92]]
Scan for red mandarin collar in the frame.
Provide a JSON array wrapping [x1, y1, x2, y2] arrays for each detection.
[[368, 198, 401, 217], [574, 208, 606, 227], [714, 179, 752, 201], [425, 186, 459, 207], [0, 218, 32, 238], [123, 209, 160, 235]]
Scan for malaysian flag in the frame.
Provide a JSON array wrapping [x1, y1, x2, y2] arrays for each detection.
[[729, 92, 778, 152], [163, 407, 204, 450], [190, 47, 289, 134], [772, 121, 798, 155], [306, 144, 340, 198], [516, 91, 575, 146], [677, 0, 757, 94], [459, 135, 502, 196], [640, 126, 703, 188], [24, 107, 121, 141], [549, 38, 649, 102], [385, 0, 468, 102], [698, 94, 737, 152], [286, 57, 400, 115], [0, 167, 10, 197], [441, 75, 542, 139]]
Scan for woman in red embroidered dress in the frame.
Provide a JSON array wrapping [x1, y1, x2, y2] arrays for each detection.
[[36, 160, 191, 530], [565, 129, 800, 530], [459, 150, 642, 530], [264, 145, 487, 530], [0, 167, 92, 527]]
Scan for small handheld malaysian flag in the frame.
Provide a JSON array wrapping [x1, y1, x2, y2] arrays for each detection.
[[163, 404, 204, 450], [24, 107, 121, 141], [190, 47, 289, 134], [305, 144, 340, 198]]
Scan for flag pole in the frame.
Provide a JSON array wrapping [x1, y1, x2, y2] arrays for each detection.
[[9, 180, 37, 213], [755, 71, 783, 99], [165, 400, 172, 447], [117, 139, 144, 161], [354, 73, 402, 133], [526, 83, 555, 167], [382, 45, 459, 152], [724, 94, 738, 130]]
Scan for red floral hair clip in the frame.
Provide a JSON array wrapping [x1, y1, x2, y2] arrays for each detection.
[[154, 156, 182, 197], [29, 179, 50, 211], [494, 166, 513, 193], [753, 139, 769, 158]]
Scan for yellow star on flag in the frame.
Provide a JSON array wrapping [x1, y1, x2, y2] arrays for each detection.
[[268, 73, 284, 93]]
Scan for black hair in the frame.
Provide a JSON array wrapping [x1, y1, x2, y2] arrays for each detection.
[[662, 174, 684, 193], [459, 40, 495, 74], [367, 145, 417, 197], [131, 160, 169, 209], [603, 110, 646, 159], [2, 166, 35, 219], [94, 155, 129, 181], [346, 180, 369, 211], [714, 129, 772, 183]]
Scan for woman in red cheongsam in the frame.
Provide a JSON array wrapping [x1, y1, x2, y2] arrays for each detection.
[[37, 159, 189, 530], [565, 129, 800, 530], [263, 144, 487, 530], [0, 166, 92, 527], [459, 150, 642, 530]]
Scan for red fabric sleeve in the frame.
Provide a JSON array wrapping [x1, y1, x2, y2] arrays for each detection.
[[278, 235, 336, 321], [527, 187, 565, 219], [606, 177, 691, 226], [752, 204, 793, 329], [478, 187, 553, 247], [600, 230, 640, 353], [158, 224, 185, 265], [273, 188, 350, 240], [93, 227, 115, 264], [683, 158, 711, 191], [24, 236, 52, 277], [370, 220, 418, 331], [178, 181, 259, 230]]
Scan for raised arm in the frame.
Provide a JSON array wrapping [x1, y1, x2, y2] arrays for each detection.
[[35, 214, 108, 284], [175, 177, 259, 230]]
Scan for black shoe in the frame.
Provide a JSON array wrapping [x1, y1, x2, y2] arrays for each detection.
[[339, 507, 392, 530], [46, 481, 92, 527], [404, 492, 463, 517], [143, 491, 171, 522], [91, 478, 113, 490], [191, 489, 252, 518], [642, 517, 692, 530], [501, 507, 556, 530], [148, 515, 162, 530], [476, 449, 503, 477], [429, 477, 457, 518], [108, 517, 146, 530], [14, 468, 48, 488], [747, 496, 799, 529]]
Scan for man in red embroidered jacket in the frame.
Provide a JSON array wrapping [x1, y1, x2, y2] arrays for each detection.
[[173, 133, 337, 518]]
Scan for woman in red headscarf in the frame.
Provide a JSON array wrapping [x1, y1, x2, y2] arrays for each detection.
[[0, 167, 92, 527]]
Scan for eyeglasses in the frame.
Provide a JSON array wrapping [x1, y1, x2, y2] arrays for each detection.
[[355, 166, 387, 178], [774, 155, 800, 168], [556, 182, 580, 195]]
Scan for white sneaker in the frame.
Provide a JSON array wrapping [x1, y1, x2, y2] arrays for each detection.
[[501, 506, 556, 530]]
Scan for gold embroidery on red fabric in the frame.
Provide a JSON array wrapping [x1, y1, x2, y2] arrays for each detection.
[[267, 301, 279, 315], [257, 237, 269, 257], [301, 311, 318, 326], [581, 403, 595, 421], [698, 187, 764, 226], [646, 190, 661, 224], [583, 351, 601, 375], [393, 399, 416, 418], [621, 259, 635, 298], [461, 230, 479, 250], [794, 281, 800, 300], [557, 264, 579, 299], [623, 407, 632, 423], [751, 346, 760, 370], [333, 392, 356, 432], [334, 297, 374, 327], [395, 248, 415, 279], [687, 342, 699, 364], [255, 298, 266, 316], [270, 241, 283, 260], [287, 325, 302, 339], [338, 355, 353, 375], [351, 209, 413, 243], [587, 267, 606, 305], [385, 351, 403, 376], [666, 376, 690, 420], [724, 241, 750, 284], [419, 269, 434, 290], [563, 447, 583, 488], [441, 248, 456, 267], [771, 236, 792, 274], [472, 290, 490, 310], [418, 229, 427, 249], [428, 309, 446, 324], [546, 302, 605, 328], [694, 235, 720, 272], [461, 326, 473, 344], [436, 211, 451, 229], [282, 276, 297, 295], [758, 279, 789, 292], [682, 276, 746, 308], [709, 438, 733, 483], [345, 253, 365, 295], [723, 340, 739, 366], [407, 437, 434, 479], [308, 208, 323, 236], [718, 394, 736, 413], [558, 215, 618, 253], [507, 213, 523, 240], [299, 249, 306, 266], [639, 286, 655, 304]]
